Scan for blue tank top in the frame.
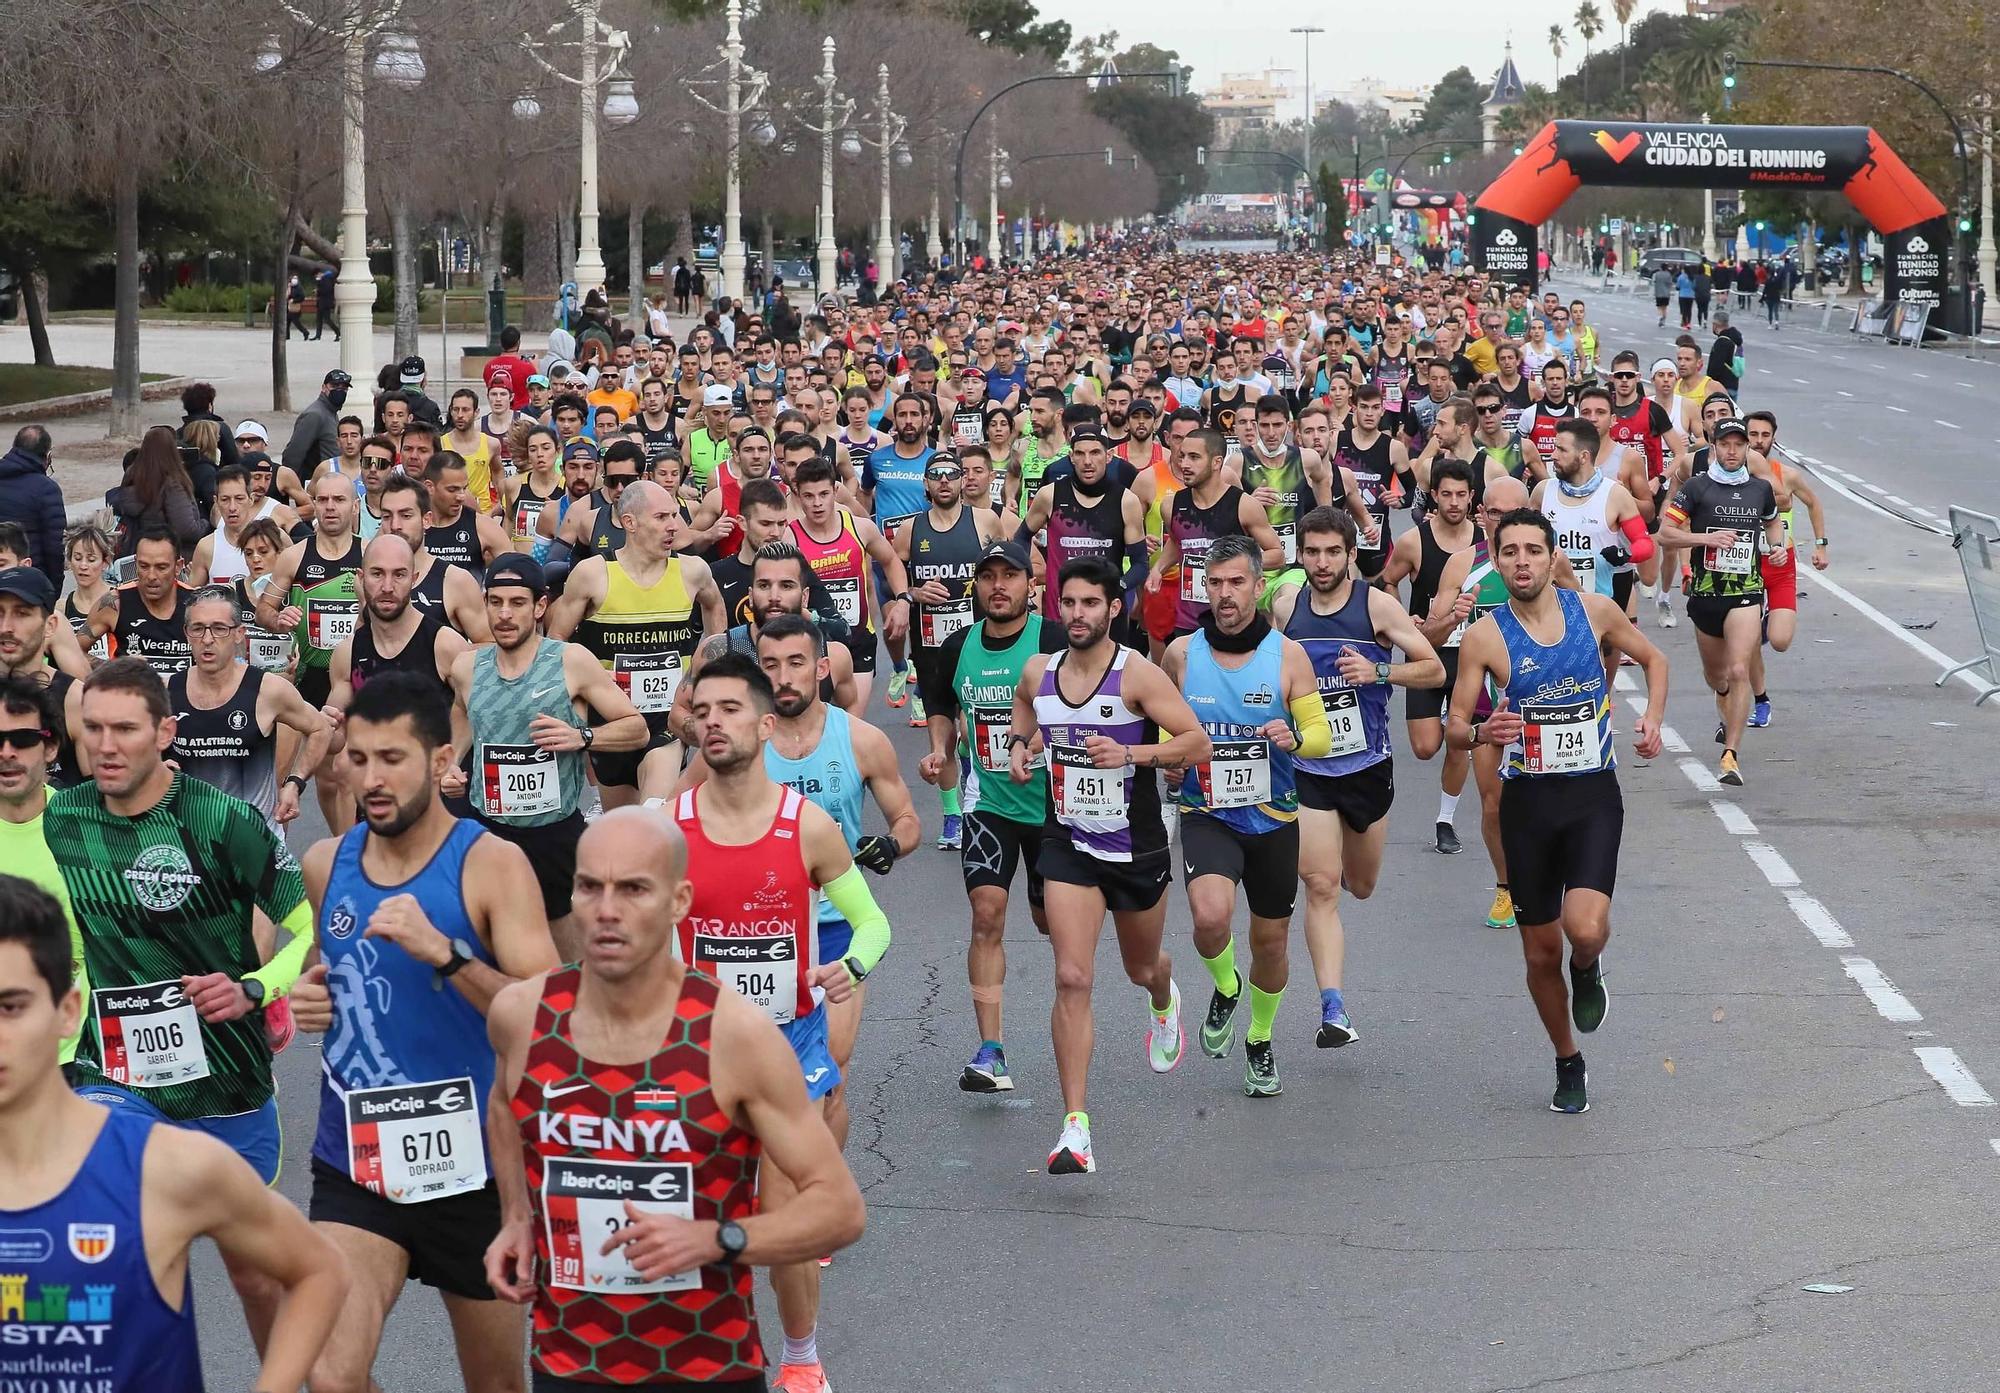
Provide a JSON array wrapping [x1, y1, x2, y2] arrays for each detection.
[[763, 705, 862, 926], [1176, 626, 1297, 833], [1493, 586, 1615, 779], [0, 1109, 203, 1392], [1284, 579, 1393, 776], [312, 819, 500, 1174], [863, 442, 933, 533]]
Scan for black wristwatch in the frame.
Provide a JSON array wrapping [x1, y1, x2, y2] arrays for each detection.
[[580, 725, 596, 749], [439, 938, 476, 979], [239, 977, 266, 1010], [282, 773, 308, 793], [716, 1219, 749, 1265], [844, 955, 870, 984]]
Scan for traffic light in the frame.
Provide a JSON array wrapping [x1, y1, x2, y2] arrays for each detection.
[[1598, 219, 1608, 234], [1722, 55, 1736, 90], [1512, 145, 1524, 156], [1960, 214, 1976, 233], [1442, 152, 1453, 165]]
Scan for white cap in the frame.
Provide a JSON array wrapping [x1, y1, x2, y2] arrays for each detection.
[[234, 420, 268, 441], [702, 384, 734, 408]]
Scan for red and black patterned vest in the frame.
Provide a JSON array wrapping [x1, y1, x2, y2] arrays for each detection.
[[513, 966, 763, 1385]]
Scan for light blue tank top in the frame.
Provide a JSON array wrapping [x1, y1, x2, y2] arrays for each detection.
[[1176, 625, 1297, 833], [763, 705, 862, 925], [1493, 586, 1615, 779], [312, 819, 498, 1172], [0, 1108, 203, 1392]]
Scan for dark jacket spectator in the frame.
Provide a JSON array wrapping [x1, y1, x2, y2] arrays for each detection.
[[178, 383, 240, 471], [108, 426, 205, 555], [283, 370, 351, 476], [0, 426, 66, 584]]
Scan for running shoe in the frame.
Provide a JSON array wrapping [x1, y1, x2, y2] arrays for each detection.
[[1485, 885, 1517, 930], [818, 1254, 833, 1269], [1434, 821, 1462, 855], [936, 813, 962, 850], [1146, 980, 1185, 1073], [1715, 722, 1726, 744], [959, 1041, 1013, 1092], [885, 667, 909, 707], [1718, 750, 1743, 787], [1047, 1111, 1095, 1174], [772, 1362, 832, 1393], [907, 691, 927, 727], [1551, 1054, 1589, 1114], [1200, 982, 1240, 1058], [1244, 1039, 1282, 1097], [1315, 1002, 1358, 1049], [1656, 593, 1676, 628], [262, 996, 295, 1054], [1570, 957, 1608, 1033], [1749, 697, 1772, 728]]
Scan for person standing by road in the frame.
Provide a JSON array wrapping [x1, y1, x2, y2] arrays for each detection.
[[0, 425, 63, 585], [284, 369, 356, 482]]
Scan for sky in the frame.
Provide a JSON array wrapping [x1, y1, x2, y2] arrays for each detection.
[[1042, 0, 1684, 119]]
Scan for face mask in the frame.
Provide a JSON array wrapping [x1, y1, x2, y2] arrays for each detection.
[[327, 387, 349, 410], [1707, 456, 1749, 485]]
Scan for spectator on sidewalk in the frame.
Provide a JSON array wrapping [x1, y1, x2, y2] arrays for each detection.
[[108, 425, 204, 555], [0, 426, 65, 584], [482, 325, 537, 409], [314, 266, 338, 339], [281, 368, 352, 479], [178, 383, 241, 471]]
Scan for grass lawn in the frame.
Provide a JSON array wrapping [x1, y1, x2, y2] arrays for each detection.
[[0, 364, 170, 407]]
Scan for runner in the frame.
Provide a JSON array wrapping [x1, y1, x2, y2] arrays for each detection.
[[85, 530, 192, 679], [48, 656, 319, 1350], [505, 424, 565, 554], [1743, 410, 1829, 728], [444, 555, 651, 959], [1332, 386, 1409, 581], [1448, 508, 1667, 1113], [1273, 508, 1444, 1047], [669, 653, 893, 1393], [0, 872, 347, 1391], [1656, 417, 1784, 786], [257, 469, 364, 721], [919, 540, 1062, 1092], [61, 523, 116, 663], [1022, 426, 1148, 629], [328, 533, 471, 711], [1162, 538, 1331, 1096], [188, 465, 260, 586], [0, 566, 84, 788], [1008, 557, 1211, 1174], [1606, 350, 1692, 624], [288, 670, 562, 1393], [1148, 427, 1283, 636], [789, 455, 910, 710], [547, 481, 728, 808], [1531, 419, 1654, 672], [480, 806, 867, 1393], [365, 474, 493, 642], [422, 452, 510, 577], [861, 395, 936, 708]]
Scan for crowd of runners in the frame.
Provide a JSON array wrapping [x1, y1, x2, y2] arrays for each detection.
[[0, 231, 1831, 1391]]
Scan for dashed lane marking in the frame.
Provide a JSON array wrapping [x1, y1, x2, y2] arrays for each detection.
[[1678, 758, 1722, 792], [1934, 420, 1961, 430], [1914, 1048, 1996, 1106], [1709, 800, 1758, 835], [1785, 891, 1853, 949], [1743, 841, 1801, 887], [1841, 957, 1924, 1023]]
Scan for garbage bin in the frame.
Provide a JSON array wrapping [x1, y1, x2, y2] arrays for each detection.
[[486, 276, 507, 352]]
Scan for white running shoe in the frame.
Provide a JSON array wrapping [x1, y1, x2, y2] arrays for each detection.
[[1147, 979, 1185, 1073], [1047, 1112, 1095, 1174]]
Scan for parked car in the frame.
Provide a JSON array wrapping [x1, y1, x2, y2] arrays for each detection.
[[1637, 246, 1704, 277]]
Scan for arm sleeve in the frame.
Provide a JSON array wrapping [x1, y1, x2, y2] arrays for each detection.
[[1620, 512, 1656, 562], [821, 864, 891, 974], [245, 899, 315, 998], [1289, 691, 1333, 760], [804, 573, 852, 643]]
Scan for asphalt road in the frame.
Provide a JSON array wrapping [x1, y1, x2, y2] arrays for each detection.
[[184, 285, 2000, 1390]]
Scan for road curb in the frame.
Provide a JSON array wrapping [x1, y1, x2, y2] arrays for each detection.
[[0, 375, 198, 424]]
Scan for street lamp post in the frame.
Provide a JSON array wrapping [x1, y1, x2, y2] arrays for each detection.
[[686, 0, 771, 305], [522, 0, 635, 305], [859, 64, 910, 287], [1980, 93, 1995, 324], [787, 37, 853, 301], [1701, 114, 1719, 261], [1290, 26, 1322, 183], [989, 139, 1007, 259]]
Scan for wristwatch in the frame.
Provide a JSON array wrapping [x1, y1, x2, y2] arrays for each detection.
[[282, 773, 308, 794], [1374, 661, 1391, 685], [716, 1219, 749, 1265], [843, 955, 871, 984], [1469, 720, 1485, 749], [580, 725, 596, 749], [439, 938, 477, 979], [239, 977, 266, 1010], [1815, 536, 1829, 547]]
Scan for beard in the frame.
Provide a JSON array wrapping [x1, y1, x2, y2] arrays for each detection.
[[365, 777, 432, 837]]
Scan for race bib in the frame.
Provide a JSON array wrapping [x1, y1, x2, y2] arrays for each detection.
[[480, 743, 559, 818], [1570, 549, 1597, 588], [1521, 699, 1603, 775], [92, 980, 208, 1088], [1358, 515, 1385, 552], [248, 628, 294, 672], [694, 932, 796, 1024], [542, 1157, 699, 1295], [1272, 520, 1296, 566], [1382, 384, 1404, 412], [344, 1077, 487, 1204], [1050, 743, 1126, 820], [920, 597, 973, 649], [306, 597, 358, 651], [1199, 739, 1271, 809], [1711, 535, 1755, 575], [1322, 686, 1367, 756], [883, 512, 920, 541], [972, 704, 1016, 774], [613, 650, 683, 714], [954, 414, 985, 447], [990, 476, 1007, 510], [825, 577, 863, 627], [1182, 561, 1209, 605], [513, 497, 547, 540]]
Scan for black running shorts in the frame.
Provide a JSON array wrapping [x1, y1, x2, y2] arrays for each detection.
[[960, 810, 1045, 907], [1179, 811, 1300, 919], [1498, 768, 1623, 926], [1038, 836, 1170, 913], [589, 712, 677, 789], [1686, 592, 1762, 639], [1295, 758, 1395, 833], [309, 1159, 501, 1300], [475, 809, 585, 920]]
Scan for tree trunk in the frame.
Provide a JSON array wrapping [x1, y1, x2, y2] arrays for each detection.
[[672, 203, 695, 271], [760, 214, 775, 291], [479, 210, 503, 286], [628, 204, 646, 322], [291, 213, 341, 267], [109, 165, 142, 440], [558, 201, 578, 287], [21, 267, 54, 368], [524, 213, 559, 334], [391, 194, 420, 361]]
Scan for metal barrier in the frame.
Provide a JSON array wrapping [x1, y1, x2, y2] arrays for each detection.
[[1935, 506, 2000, 705]]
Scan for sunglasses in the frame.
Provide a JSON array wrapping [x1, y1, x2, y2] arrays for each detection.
[[925, 467, 964, 480], [0, 727, 52, 752], [605, 474, 640, 486], [1610, 371, 1639, 380], [1475, 404, 1504, 414]]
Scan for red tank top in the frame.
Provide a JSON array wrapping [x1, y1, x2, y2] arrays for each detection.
[[673, 785, 819, 1023], [513, 966, 763, 1385], [1610, 398, 1666, 479], [790, 509, 869, 635], [714, 468, 787, 555]]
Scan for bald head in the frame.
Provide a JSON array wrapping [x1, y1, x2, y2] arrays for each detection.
[[584, 805, 688, 882], [618, 479, 667, 524], [1484, 476, 1530, 514], [363, 532, 415, 569]]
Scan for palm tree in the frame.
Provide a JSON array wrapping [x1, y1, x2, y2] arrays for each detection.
[[1613, 0, 1637, 92], [1498, 83, 1562, 143], [1548, 24, 1566, 86], [1666, 13, 1749, 103], [1575, 2, 1604, 108]]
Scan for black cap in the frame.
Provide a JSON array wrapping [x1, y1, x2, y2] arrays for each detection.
[[0, 566, 55, 611], [1713, 417, 1749, 440], [1126, 397, 1160, 417], [398, 355, 426, 382], [323, 368, 353, 387], [1067, 427, 1110, 448], [484, 554, 547, 596], [976, 540, 1032, 574]]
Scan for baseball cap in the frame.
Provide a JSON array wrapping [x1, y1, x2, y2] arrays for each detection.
[[1126, 397, 1159, 417], [0, 566, 55, 611], [234, 420, 269, 442], [399, 355, 426, 384], [484, 553, 547, 596], [526, 373, 551, 388], [562, 439, 601, 464], [1712, 417, 1749, 440], [322, 369, 353, 387], [702, 385, 734, 408], [1068, 427, 1110, 448], [975, 540, 1031, 574]]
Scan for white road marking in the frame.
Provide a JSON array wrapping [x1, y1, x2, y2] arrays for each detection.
[[1743, 841, 1801, 887], [1886, 494, 1913, 507], [1836, 389, 1855, 397], [1841, 957, 1924, 1023], [1884, 404, 1910, 413], [1934, 420, 1961, 430], [1914, 1047, 1996, 1106], [1757, 368, 1773, 375], [1959, 383, 1976, 389], [1659, 724, 1690, 753], [1793, 377, 1811, 385], [1864, 483, 1889, 495], [1709, 800, 1758, 835], [1912, 372, 1930, 379], [1808, 566, 2000, 707], [1613, 669, 1637, 692], [1678, 758, 1722, 792], [1785, 891, 1853, 949]]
